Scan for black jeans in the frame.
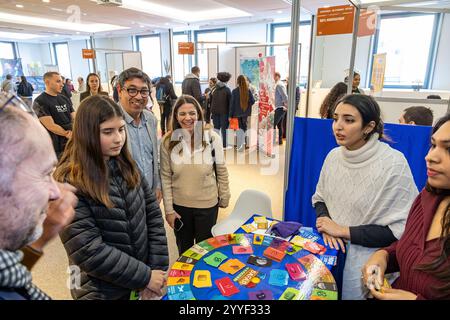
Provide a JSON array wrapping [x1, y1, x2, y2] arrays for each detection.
[[173, 203, 219, 255], [160, 102, 172, 135], [274, 108, 286, 144], [212, 113, 229, 147]]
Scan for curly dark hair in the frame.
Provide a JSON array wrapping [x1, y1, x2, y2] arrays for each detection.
[[319, 82, 347, 119]]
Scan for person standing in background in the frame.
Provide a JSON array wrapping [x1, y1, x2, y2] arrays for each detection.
[[273, 72, 288, 145], [77, 77, 86, 92], [17, 76, 34, 108], [80, 73, 109, 102], [204, 77, 217, 124], [211, 72, 232, 149], [182, 66, 204, 104], [229, 75, 255, 151], [32, 71, 75, 159], [156, 75, 178, 135], [1, 74, 16, 94]]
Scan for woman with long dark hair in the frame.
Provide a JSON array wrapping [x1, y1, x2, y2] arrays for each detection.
[[54, 95, 168, 300], [229, 75, 255, 151], [80, 73, 109, 102], [363, 113, 450, 300], [160, 95, 230, 254], [319, 82, 347, 119], [312, 94, 418, 300]]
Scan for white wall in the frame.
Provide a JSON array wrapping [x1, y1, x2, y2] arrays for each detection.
[[160, 31, 171, 76], [312, 33, 372, 88], [432, 13, 450, 90], [67, 40, 90, 82], [16, 43, 47, 76]]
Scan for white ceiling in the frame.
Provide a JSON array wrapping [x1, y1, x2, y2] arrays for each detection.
[[0, 0, 446, 43]]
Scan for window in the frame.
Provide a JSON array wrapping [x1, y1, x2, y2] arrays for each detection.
[[173, 32, 191, 83], [372, 13, 438, 88], [53, 42, 72, 79], [271, 22, 311, 86], [194, 29, 226, 81], [137, 35, 162, 79], [0, 41, 17, 76]]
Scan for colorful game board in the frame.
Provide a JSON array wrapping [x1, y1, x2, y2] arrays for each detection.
[[167, 232, 338, 300]]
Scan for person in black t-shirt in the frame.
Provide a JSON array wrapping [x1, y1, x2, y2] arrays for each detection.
[[33, 72, 75, 158]]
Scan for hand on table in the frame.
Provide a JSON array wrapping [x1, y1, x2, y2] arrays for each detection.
[[321, 232, 347, 253]]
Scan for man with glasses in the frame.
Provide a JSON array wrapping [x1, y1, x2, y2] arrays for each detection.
[[117, 68, 162, 203], [33, 71, 75, 159], [0, 93, 77, 299]]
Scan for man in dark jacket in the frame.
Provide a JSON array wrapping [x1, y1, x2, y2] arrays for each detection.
[[0, 94, 77, 300], [210, 72, 232, 148], [182, 66, 204, 104], [156, 75, 178, 135]]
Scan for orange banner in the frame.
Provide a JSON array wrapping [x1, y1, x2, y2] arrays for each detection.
[[178, 42, 195, 55], [358, 9, 378, 37], [317, 5, 355, 36], [82, 49, 96, 59]]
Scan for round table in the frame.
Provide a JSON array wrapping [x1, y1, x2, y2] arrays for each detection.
[[166, 233, 337, 300]]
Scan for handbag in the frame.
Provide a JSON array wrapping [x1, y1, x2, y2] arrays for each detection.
[[229, 117, 239, 130]]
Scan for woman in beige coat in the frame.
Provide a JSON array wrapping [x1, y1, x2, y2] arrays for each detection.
[[160, 94, 230, 255]]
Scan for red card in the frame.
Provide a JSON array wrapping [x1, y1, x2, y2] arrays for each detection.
[[263, 247, 286, 262], [232, 245, 254, 255], [304, 241, 326, 254], [285, 263, 307, 281], [215, 277, 240, 297], [168, 269, 192, 278]]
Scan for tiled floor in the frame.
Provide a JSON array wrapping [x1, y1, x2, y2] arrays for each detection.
[[31, 144, 286, 299]]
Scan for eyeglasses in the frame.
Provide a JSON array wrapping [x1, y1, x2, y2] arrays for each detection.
[[122, 86, 150, 98], [0, 92, 37, 117]]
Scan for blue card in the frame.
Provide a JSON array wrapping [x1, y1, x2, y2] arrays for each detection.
[[269, 269, 289, 287], [211, 295, 229, 300], [319, 255, 337, 267], [169, 291, 195, 300], [299, 229, 320, 242], [262, 236, 274, 247]]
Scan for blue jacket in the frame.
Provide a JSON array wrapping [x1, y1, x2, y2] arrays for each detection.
[[229, 88, 255, 118]]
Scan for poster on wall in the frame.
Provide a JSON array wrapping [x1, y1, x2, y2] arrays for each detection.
[[240, 58, 260, 89], [371, 53, 387, 94], [258, 56, 276, 157], [0, 58, 24, 77]]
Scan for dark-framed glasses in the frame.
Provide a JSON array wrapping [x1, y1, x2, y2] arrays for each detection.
[[0, 92, 37, 117], [122, 86, 150, 98]]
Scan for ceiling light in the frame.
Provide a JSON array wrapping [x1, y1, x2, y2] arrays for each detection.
[[121, 0, 251, 23], [0, 12, 129, 33], [42, 0, 50, 3], [16, 4, 24, 8], [0, 31, 45, 40], [277, 10, 283, 14]]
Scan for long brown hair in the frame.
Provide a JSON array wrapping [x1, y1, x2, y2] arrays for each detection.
[[164, 94, 206, 152], [54, 95, 140, 208], [416, 114, 450, 298], [85, 73, 104, 94], [237, 75, 250, 112]]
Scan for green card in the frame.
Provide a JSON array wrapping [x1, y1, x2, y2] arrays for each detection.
[[279, 288, 301, 300], [204, 252, 228, 267]]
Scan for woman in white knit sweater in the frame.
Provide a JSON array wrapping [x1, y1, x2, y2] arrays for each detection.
[[312, 94, 418, 300], [160, 95, 230, 255]]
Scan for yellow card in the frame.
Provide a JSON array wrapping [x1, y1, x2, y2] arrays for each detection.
[[291, 235, 308, 247], [167, 277, 190, 286], [219, 259, 246, 275], [193, 270, 212, 288], [241, 224, 257, 233], [171, 262, 194, 271]]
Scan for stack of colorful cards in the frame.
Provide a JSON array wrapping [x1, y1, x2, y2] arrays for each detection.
[[254, 216, 268, 229]]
